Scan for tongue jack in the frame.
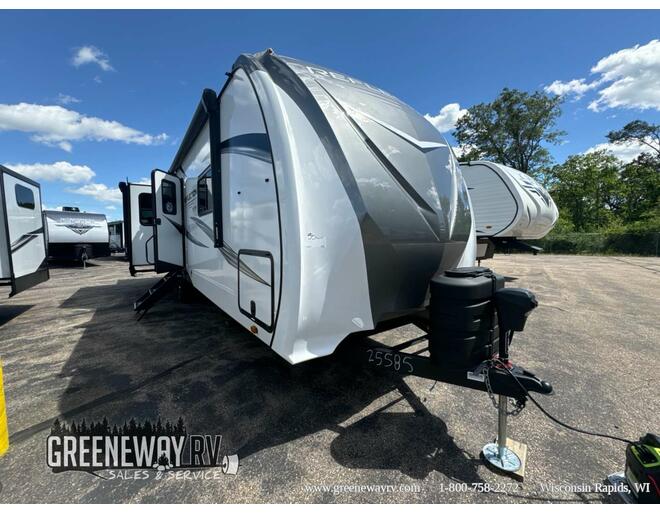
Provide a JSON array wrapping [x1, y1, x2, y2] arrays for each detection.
[[482, 288, 538, 474]]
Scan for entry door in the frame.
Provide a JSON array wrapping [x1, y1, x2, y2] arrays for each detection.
[[120, 182, 154, 273], [1, 172, 49, 295], [152, 170, 183, 273]]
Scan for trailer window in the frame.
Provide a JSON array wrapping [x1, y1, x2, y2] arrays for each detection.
[[162, 179, 177, 215], [197, 172, 213, 215], [138, 193, 154, 226], [15, 184, 35, 210]]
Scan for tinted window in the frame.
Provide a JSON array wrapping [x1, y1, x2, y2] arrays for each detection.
[[15, 184, 35, 210], [138, 193, 154, 226], [162, 179, 177, 215], [197, 171, 213, 215]]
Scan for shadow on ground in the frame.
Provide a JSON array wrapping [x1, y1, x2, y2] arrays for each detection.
[[45, 276, 482, 483], [0, 304, 33, 327]]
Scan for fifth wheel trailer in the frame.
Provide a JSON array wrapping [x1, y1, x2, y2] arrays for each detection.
[[121, 52, 553, 463], [44, 208, 111, 262], [0, 165, 49, 296], [460, 161, 559, 258]]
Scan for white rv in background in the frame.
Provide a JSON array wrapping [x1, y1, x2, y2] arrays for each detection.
[[118, 183, 154, 274], [460, 161, 558, 258], [108, 220, 125, 252], [44, 208, 111, 262], [0, 165, 49, 296]]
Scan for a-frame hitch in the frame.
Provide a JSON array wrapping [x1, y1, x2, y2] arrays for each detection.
[[343, 267, 553, 476]]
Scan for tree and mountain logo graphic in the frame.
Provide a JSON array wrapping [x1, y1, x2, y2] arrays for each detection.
[[47, 416, 239, 476]]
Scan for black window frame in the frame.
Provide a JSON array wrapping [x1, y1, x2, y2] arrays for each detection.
[[161, 179, 178, 216], [197, 166, 213, 216], [138, 192, 154, 226], [15, 184, 35, 210]]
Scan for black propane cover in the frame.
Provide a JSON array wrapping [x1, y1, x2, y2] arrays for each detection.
[[429, 267, 504, 370]]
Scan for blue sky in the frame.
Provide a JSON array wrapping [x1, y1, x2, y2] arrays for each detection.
[[1, 10, 659, 220]]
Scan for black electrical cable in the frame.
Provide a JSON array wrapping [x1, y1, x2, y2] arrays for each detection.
[[494, 359, 636, 445]]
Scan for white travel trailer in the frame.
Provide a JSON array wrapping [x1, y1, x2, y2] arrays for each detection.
[[108, 220, 125, 252], [0, 165, 49, 296], [460, 161, 558, 258], [44, 208, 111, 262], [121, 53, 553, 462], [118, 182, 155, 274], [123, 49, 478, 364]]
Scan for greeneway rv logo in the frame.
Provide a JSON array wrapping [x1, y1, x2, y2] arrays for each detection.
[[46, 417, 239, 480]]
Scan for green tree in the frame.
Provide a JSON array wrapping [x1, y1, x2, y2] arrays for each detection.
[[453, 88, 565, 174], [607, 120, 660, 157], [617, 153, 660, 224], [547, 151, 622, 231]]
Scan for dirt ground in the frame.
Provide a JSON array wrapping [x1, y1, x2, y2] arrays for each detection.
[[0, 254, 658, 503]]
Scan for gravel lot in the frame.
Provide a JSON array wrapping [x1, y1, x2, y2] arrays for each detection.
[[0, 254, 658, 503]]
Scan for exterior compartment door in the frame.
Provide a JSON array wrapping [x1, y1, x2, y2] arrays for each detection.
[[238, 250, 274, 332], [152, 170, 184, 273]]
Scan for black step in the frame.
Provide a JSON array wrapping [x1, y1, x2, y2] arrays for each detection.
[[133, 271, 180, 317]]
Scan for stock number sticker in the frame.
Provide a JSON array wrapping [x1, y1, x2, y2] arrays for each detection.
[[366, 349, 414, 373]]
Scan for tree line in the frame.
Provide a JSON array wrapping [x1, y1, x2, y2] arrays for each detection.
[[453, 90, 659, 236], [51, 416, 187, 437]]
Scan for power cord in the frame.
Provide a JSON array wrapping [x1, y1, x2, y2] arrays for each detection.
[[494, 359, 636, 445]]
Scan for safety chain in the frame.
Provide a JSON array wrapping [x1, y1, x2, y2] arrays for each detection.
[[483, 360, 526, 417]]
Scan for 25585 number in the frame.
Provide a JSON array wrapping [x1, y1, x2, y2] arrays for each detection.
[[366, 349, 414, 373]]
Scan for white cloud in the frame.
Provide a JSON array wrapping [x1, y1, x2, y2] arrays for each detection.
[[71, 46, 114, 72], [57, 93, 81, 105], [585, 141, 647, 163], [69, 183, 122, 203], [0, 102, 168, 151], [105, 205, 117, 210], [588, 39, 660, 111], [544, 39, 660, 112], [58, 141, 73, 152], [4, 161, 95, 184], [424, 103, 467, 133], [544, 78, 599, 99], [137, 177, 151, 185]]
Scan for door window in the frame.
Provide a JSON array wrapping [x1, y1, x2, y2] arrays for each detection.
[[138, 193, 154, 226], [197, 169, 213, 215], [162, 179, 177, 215], [15, 184, 35, 210]]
